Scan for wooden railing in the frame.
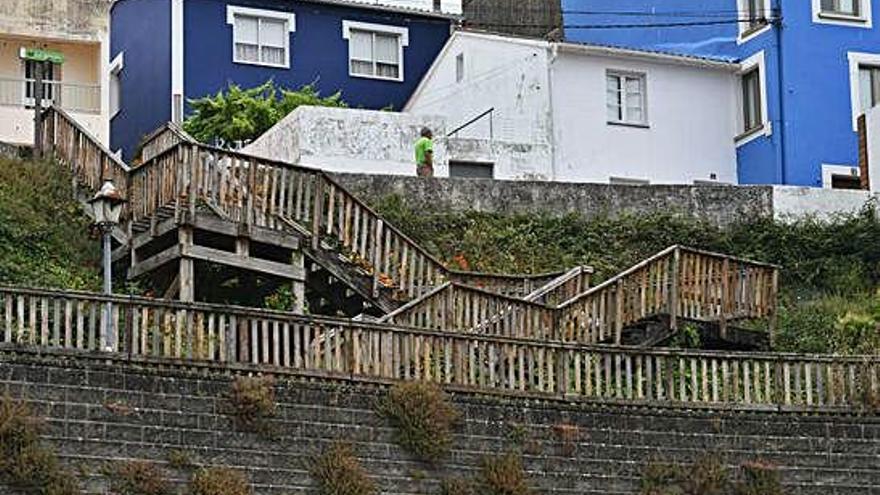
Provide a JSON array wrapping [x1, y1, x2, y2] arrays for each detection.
[[524, 266, 593, 307], [379, 283, 558, 340], [447, 270, 569, 299], [129, 141, 451, 299], [138, 123, 194, 164], [41, 106, 129, 206], [0, 286, 875, 412], [556, 246, 778, 345]]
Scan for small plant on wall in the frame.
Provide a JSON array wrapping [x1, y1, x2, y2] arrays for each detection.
[[476, 452, 534, 495], [108, 460, 171, 495], [190, 467, 252, 495], [377, 381, 460, 463], [309, 442, 376, 495], [227, 375, 277, 435], [0, 395, 80, 495]]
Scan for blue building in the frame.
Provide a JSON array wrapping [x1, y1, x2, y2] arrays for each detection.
[[563, 0, 880, 187], [110, 0, 456, 159]]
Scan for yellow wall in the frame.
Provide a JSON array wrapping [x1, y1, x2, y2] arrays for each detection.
[[0, 36, 99, 85]]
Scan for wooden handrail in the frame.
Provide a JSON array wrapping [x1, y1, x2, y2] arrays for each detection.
[[524, 266, 594, 306], [0, 285, 876, 411]]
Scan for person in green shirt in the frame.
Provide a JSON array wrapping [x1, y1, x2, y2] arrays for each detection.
[[414, 128, 434, 177]]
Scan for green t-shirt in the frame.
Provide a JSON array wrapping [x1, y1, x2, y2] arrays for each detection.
[[415, 136, 433, 165]]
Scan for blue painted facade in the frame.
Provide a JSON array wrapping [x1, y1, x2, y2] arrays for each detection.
[[563, 0, 880, 186], [111, 0, 453, 160]]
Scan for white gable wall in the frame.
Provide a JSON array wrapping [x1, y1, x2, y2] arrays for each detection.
[[550, 50, 739, 184]]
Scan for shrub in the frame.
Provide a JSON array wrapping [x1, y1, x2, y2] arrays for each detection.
[[439, 478, 475, 495], [737, 461, 783, 495], [682, 455, 728, 495], [640, 460, 681, 495], [0, 395, 80, 495], [309, 442, 376, 495], [476, 452, 532, 495], [227, 376, 276, 434], [166, 449, 196, 470], [0, 157, 100, 290], [109, 461, 171, 495], [378, 382, 459, 463], [190, 467, 251, 495], [183, 80, 347, 146]]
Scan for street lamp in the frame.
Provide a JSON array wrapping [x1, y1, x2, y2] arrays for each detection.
[[88, 179, 125, 352]]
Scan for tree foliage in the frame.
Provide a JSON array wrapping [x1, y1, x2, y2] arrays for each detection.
[[183, 80, 347, 145]]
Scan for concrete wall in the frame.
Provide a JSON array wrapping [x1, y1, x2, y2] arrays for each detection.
[[0, 0, 112, 42], [1, 349, 878, 494], [772, 185, 876, 221], [333, 173, 774, 226], [246, 106, 450, 176]]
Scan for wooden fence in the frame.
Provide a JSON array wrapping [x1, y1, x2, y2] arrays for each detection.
[[447, 270, 571, 299], [524, 266, 593, 306], [0, 286, 875, 412], [138, 123, 194, 164], [557, 246, 779, 345]]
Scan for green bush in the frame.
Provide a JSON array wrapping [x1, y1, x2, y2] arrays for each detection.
[[0, 158, 100, 290], [190, 467, 251, 495], [309, 442, 376, 495], [476, 452, 533, 495], [378, 382, 459, 463], [109, 460, 170, 495], [227, 376, 276, 434], [183, 80, 346, 145], [0, 395, 80, 495]]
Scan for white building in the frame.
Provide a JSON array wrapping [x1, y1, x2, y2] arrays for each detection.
[[406, 31, 742, 184], [0, 0, 111, 146]]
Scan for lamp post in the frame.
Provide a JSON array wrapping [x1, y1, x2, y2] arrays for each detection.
[[88, 180, 125, 352]]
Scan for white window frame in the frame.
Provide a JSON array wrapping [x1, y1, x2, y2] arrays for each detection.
[[109, 51, 124, 119], [226, 6, 296, 69], [821, 163, 860, 188], [606, 70, 648, 127], [342, 20, 409, 82], [737, 0, 772, 44], [813, 0, 872, 28], [736, 51, 771, 146], [848, 52, 880, 130]]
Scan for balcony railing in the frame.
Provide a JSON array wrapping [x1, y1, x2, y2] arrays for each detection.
[[0, 77, 100, 114]]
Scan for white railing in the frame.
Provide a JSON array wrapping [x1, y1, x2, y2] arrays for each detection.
[[0, 77, 100, 114]]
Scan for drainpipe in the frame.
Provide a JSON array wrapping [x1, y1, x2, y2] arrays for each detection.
[[774, 8, 787, 184]]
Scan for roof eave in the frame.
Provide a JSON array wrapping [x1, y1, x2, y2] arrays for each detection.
[[554, 42, 739, 71]]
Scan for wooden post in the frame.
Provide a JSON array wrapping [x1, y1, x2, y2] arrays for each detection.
[[720, 258, 729, 340], [33, 61, 45, 160], [178, 226, 194, 303], [768, 269, 779, 349], [614, 279, 624, 345], [291, 250, 306, 315], [670, 248, 680, 331], [311, 177, 324, 250], [372, 219, 383, 298]]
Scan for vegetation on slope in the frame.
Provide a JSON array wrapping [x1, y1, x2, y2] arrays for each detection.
[[0, 157, 100, 291], [374, 195, 880, 355]]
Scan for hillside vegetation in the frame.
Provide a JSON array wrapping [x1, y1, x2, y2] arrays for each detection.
[[374, 195, 880, 355], [0, 157, 100, 290]]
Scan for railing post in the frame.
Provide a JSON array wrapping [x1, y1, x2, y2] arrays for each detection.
[[768, 269, 779, 349], [311, 176, 324, 250], [614, 279, 624, 345], [372, 219, 383, 298], [670, 248, 680, 331], [720, 258, 729, 340], [188, 145, 198, 219], [246, 155, 257, 227]]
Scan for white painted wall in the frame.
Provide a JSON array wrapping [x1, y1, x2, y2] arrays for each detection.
[[245, 106, 450, 176], [550, 49, 739, 184], [772, 185, 875, 222], [406, 31, 740, 184]]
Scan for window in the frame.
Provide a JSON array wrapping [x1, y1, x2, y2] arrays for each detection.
[[343, 21, 409, 82], [606, 72, 647, 126], [456, 53, 464, 83], [23, 60, 60, 104], [450, 161, 494, 179], [821, 0, 861, 17], [741, 67, 763, 133], [744, 0, 769, 32], [859, 65, 880, 114], [227, 6, 295, 68]]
